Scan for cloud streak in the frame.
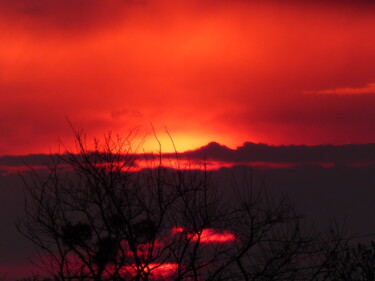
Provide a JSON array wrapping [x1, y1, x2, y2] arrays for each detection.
[[305, 83, 375, 95], [2, 142, 375, 174], [182, 142, 375, 164]]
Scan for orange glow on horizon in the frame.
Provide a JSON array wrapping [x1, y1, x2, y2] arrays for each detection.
[[138, 132, 235, 154]]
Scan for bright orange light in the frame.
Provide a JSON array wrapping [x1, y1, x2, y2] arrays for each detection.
[[119, 263, 179, 279], [139, 135, 214, 154], [196, 228, 236, 243], [171, 226, 185, 234], [172, 227, 236, 243]]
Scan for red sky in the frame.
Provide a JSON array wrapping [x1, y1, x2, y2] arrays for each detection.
[[1, 0, 375, 155]]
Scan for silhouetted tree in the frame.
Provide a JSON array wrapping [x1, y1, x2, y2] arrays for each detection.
[[17, 130, 344, 281], [321, 241, 375, 281]]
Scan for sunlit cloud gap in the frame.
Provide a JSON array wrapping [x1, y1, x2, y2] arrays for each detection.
[[28, 227, 236, 280]]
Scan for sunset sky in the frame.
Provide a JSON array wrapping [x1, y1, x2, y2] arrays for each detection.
[[1, 0, 375, 155], [2, 1, 375, 279], [0, 0, 375, 155]]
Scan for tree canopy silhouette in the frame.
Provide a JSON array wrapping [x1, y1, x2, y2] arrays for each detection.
[[17, 131, 345, 281]]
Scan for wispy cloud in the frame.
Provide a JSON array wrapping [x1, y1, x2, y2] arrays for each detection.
[[305, 82, 375, 95]]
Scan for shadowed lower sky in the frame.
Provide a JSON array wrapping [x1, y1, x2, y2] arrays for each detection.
[[2, 0, 375, 155]]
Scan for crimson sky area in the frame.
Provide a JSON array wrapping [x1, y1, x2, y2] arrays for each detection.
[[2, 0, 375, 155]]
